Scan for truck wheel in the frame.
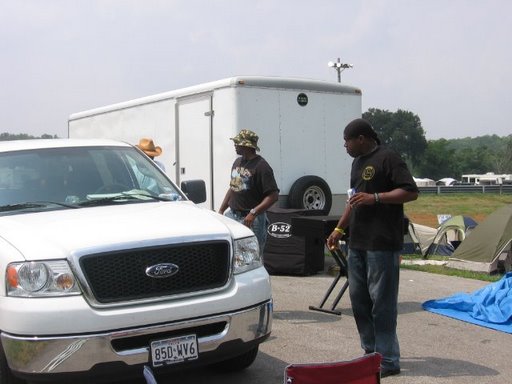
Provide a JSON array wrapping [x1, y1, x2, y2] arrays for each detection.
[[209, 346, 259, 372], [288, 176, 332, 215]]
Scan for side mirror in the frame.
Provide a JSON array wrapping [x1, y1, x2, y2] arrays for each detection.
[[180, 180, 207, 204]]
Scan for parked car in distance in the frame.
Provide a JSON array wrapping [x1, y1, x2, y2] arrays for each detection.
[[0, 139, 272, 383]]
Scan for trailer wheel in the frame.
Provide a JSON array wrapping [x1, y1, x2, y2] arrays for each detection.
[[288, 176, 332, 215]]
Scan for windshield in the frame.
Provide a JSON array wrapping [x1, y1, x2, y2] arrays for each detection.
[[0, 145, 184, 213]]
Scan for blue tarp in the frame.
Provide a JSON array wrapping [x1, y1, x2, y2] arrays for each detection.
[[422, 272, 512, 334]]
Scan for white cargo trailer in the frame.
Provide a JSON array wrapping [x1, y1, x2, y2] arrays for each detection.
[[68, 76, 362, 215]]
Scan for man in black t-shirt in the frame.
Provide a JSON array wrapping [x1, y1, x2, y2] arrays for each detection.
[[219, 129, 279, 255], [327, 118, 418, 378]]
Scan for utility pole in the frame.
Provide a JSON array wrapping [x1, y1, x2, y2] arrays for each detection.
[[328, 57, 353, 83]]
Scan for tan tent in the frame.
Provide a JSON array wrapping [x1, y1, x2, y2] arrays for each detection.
[[404, 222, 437, 256]]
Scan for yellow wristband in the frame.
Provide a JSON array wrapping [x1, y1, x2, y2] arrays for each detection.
[[334, 227, 345, 235]]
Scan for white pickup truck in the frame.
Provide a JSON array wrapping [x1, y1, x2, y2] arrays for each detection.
[[0, 139, 272, 383]]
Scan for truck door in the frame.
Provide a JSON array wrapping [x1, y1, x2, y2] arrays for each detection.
[[176, 93, 214, 209]]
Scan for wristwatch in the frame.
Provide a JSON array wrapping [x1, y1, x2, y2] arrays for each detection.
[[250, 208, 258, 216]]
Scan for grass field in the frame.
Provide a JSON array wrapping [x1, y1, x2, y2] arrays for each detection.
[[404, 193, 512, 228]]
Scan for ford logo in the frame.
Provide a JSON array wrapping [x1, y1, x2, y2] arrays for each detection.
[[145, 263, 180, 278]]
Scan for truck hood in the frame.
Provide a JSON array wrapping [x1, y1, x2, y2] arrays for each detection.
[[0, 201, 253, 262]]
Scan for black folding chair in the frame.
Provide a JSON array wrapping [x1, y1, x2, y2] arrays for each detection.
[[309, 240, 349, 316]]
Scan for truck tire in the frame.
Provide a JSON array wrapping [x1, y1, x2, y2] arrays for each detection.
[[209, 346, 259, 372], [287, 176, 332, 215]]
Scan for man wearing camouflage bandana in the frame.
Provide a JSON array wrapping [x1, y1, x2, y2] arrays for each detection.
[[219, 129, 279, 256]]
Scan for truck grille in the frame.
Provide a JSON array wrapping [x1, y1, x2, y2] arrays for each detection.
[[79, 241, 231, 304]]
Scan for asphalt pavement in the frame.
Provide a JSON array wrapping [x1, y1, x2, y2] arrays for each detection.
[[128, 261, 511, 384]]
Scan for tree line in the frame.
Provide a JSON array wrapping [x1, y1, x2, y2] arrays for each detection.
[[0, 132, 58, 141], [363, 108, 512, 181], [2, 109, 511, 182]]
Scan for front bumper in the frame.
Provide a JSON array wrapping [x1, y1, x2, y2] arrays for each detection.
[[2, 300, 272, 380]]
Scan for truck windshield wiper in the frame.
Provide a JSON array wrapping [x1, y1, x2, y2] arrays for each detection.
[[78, 194, 141, 207], [78, 190, 173, 207], [0, 203, 47, 212], [0, 201, 78, 212]]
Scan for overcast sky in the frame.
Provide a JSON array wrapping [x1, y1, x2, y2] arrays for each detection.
[[1, 0, 511, 140]]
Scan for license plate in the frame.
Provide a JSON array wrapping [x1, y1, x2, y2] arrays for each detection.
[[150, 334, 198, 367]]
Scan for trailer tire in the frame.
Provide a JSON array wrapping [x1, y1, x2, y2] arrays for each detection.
[[288, 176, 332, 215]]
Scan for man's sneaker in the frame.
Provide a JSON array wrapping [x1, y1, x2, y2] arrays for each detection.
[[381, 367, 401, 378]]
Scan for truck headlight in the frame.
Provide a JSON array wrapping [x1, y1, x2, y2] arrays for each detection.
[[233, 236, 262, 274], [6, 261, 81, 297]]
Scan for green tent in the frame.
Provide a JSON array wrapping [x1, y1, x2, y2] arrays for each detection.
[[425, 215, 478, 257], [449, 205, 512, 273]]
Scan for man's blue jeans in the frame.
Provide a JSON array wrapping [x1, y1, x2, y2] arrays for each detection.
[[224, 210, 268, 257], [347, 249, 401, 370]]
